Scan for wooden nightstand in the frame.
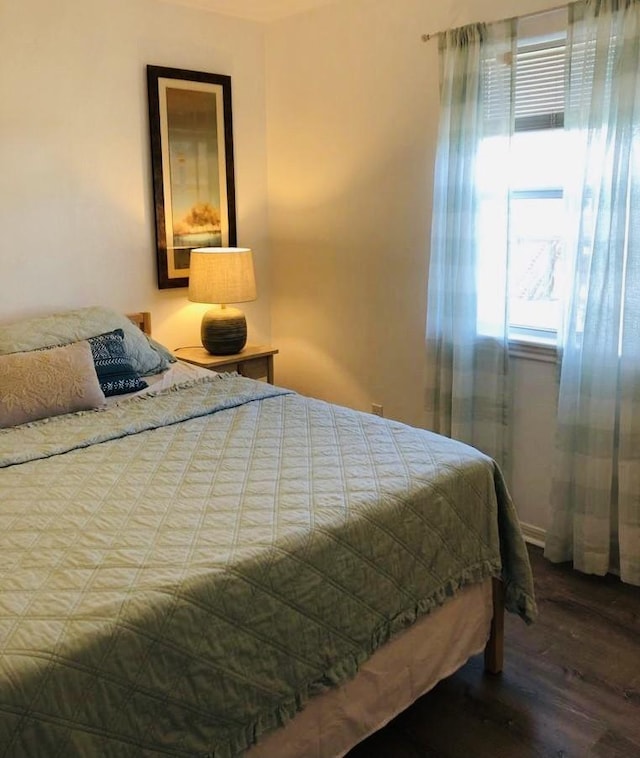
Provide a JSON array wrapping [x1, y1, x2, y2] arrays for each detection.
[[174, 345, 278, 384]]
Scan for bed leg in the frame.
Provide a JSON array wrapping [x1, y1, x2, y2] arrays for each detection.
[[484, 578, 504, 675]]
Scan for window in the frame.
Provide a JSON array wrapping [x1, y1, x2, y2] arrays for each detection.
[[508, 18, 569, 345], [508, 130, 567, 343]]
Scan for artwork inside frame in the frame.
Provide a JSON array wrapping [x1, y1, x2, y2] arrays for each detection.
[[147, 65, 237, 289]]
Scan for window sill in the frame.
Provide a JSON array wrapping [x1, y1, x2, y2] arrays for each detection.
[[509, 338, 557, 363]]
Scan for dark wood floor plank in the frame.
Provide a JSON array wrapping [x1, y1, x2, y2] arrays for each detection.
[[347, 723, 431, 758], [347, 546, 640, 757]]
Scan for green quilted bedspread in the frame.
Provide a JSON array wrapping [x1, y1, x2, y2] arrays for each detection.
[[0, 374, 536, 757]]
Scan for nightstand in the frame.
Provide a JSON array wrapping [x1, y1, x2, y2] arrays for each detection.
[[174, 345, 278, 384]]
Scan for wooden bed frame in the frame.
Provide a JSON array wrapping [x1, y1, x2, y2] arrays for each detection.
[[127, 311, 152, 335], [486, 577, 505, 673], [127, 310, 506, 674]]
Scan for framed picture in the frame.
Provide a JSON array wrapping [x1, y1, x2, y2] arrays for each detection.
[[147, 65, 237, 289]]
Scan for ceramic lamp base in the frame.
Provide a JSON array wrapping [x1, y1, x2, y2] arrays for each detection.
[[201, 306, 247, 355]]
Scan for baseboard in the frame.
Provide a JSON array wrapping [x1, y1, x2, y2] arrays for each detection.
[[520, 522, 546, 548]]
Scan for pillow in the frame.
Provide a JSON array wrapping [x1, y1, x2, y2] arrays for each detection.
[[0, 341, 106, 428], [87, 329, 149, 397], [0, 306, 175, 376]]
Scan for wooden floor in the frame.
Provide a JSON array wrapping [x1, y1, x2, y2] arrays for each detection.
[[347, 546, 640, 758]]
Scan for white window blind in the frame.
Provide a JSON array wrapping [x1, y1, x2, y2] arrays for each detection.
[[515, 41, 566, 131], [482, 27, 568, 132]]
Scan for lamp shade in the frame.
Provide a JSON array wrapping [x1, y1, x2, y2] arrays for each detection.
[[188, 247, 257, 305]]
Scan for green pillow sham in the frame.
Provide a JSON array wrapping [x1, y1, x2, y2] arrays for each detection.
[[0, 306, 175, 376]]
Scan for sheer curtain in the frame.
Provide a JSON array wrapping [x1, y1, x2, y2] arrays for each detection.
[[545, 0, 640, 585], [425, 20, 515, 470]]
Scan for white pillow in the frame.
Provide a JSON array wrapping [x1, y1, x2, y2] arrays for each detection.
[[0, 341, 106, 428]]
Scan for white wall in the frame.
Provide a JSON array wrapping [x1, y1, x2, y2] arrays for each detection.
[[0, 0, 270, 351], [0, 0, 562, 535], [265, 0, 562, 533], [510, 356, 557, 535]]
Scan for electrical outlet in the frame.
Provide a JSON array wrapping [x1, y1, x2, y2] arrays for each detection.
[[371, 403, 384, 417]]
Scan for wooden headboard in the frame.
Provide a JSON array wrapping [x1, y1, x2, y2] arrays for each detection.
[[127, 312, 151, 335]]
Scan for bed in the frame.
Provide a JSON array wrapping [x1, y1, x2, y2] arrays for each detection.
[[0, 307, 536, 758]]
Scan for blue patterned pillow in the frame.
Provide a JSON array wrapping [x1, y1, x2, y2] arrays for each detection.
[[88, 329, 148, 397]]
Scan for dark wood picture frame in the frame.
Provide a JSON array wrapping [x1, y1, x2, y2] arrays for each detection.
[[147, 65, 237, 289]]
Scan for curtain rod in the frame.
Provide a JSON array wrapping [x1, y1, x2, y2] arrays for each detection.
[[421, 1, 570, 42]]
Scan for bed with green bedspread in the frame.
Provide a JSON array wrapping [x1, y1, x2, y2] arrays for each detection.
[[0, 373, 535, 757]]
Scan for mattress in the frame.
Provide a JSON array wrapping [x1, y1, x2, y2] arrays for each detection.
[[0, 368, 535, 757]]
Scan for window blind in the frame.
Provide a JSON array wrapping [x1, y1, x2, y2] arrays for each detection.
[[515, 41, 566, 131], [483, 38, 568, 132]]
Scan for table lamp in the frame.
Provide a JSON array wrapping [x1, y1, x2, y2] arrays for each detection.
[[188, 247, 257, 355]]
